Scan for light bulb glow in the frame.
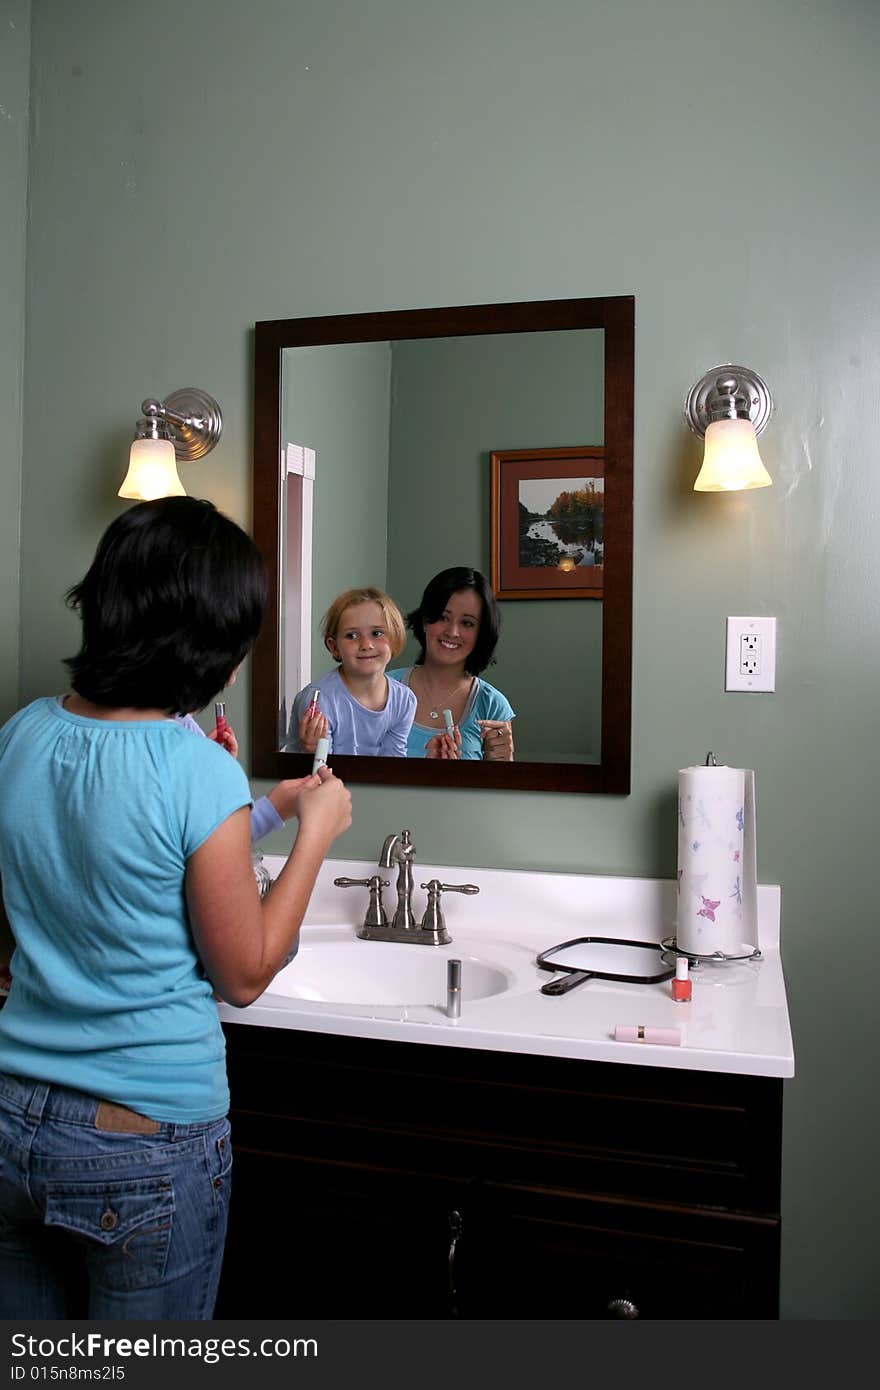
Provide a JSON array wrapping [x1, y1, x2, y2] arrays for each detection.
[[118, 438, 186, 500], [693, 418, 772, 492]]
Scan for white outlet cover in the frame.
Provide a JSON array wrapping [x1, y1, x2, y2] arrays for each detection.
[[726, 616, 776, 692]]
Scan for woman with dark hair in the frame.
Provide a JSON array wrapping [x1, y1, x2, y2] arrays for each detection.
[[388, 566, 515, 760], [0, 497, 351, 1319]]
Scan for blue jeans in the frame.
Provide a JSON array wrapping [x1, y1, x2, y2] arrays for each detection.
[[0, 1072, 231, 1320]]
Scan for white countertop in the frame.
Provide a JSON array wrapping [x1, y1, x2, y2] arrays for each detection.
[[218, 856, 794, 1079]]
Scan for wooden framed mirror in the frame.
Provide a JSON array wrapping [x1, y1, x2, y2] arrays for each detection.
[[251, 296, 633, 793]]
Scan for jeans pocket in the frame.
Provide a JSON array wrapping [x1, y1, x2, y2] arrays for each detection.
[[45, 1175, 174, 1291]]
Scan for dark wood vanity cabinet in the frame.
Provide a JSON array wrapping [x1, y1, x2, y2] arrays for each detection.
[[215, 1024, 782, 1320]]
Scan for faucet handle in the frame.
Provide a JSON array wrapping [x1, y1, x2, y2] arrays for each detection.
[[419, 879, 479, 938], [421, 880, 480, 898], [334, 874, 390, 929]]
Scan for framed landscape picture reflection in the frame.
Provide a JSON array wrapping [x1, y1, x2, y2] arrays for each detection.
[[490, 446, 606, 600]]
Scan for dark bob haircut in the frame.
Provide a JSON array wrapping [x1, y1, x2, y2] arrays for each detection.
[[64, 496, 267, 714], [406, 566, 501, 676]]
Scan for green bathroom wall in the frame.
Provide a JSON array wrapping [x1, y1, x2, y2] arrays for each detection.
[[13, 0, 880, 1318], [0, 0, 29, 725]]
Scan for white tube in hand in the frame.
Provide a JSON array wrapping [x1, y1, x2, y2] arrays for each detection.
[[312, 736, 330, 774]]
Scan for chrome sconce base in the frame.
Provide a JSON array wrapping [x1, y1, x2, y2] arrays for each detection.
[[135, 388, 223, 460], [684, 365, 773, 438]]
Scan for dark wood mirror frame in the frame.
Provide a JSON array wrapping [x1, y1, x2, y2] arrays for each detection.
[[251, 295, 633, 794]]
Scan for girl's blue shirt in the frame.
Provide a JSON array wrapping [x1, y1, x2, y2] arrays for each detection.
[[285, 668, 416, 757]]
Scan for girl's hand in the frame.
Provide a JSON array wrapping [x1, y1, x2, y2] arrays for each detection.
[[297, 766, 352, 844], [425, 729, 461, 759], [267, 774, 321, 823], [478, 720, 514, 761], [298, 710, 328, 755], [208, 723, 239, 758]]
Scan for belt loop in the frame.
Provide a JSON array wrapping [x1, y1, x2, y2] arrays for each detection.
[[25, 1082, 50, 1124]]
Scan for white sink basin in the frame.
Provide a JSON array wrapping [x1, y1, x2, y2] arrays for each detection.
[[264, 928, 513, 1006]]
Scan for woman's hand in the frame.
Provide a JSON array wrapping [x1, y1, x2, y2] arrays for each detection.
[[266, 774, 321, 822], [296, 766, 352, 843], [478, 719, 514, 761], [298, 709, 328, 755], [425, 729, 461, 759], [208, 722, 239, 758]]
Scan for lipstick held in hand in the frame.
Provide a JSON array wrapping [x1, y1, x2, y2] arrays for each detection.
[[312, 736, 330, 774], [214, 702, 228, 739], [442, 708, 455, 738], [305, 689, 320, 721]]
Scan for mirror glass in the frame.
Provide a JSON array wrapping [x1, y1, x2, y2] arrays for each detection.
[[251, 297, 633, 794]]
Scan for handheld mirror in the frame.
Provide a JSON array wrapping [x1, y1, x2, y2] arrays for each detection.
[[537, 936, 674, 996]]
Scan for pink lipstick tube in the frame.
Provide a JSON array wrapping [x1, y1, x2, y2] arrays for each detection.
[[214, 701, 228, 737], [614, 1024, 681, 1046], [305, 689, 320, 720]]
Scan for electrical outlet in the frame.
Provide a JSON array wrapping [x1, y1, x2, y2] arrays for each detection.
[[726, 616, 776, 692]]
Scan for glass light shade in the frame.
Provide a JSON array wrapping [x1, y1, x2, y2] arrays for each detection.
[[693, 418, 772, 492], [118, 438, 186, 500]]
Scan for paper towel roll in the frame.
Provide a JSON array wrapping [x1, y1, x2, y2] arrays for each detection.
[[676, 763, 758, 956]]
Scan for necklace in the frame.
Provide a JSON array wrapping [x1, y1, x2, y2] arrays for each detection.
[[417, 669, 465, 720]]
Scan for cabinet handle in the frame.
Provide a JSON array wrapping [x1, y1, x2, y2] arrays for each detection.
[[447, 1210, 463, 1317], [606, 1296, 640, 1319]]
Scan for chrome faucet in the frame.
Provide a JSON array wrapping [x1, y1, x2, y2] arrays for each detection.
[[380, 828, 417, 931], [334, 828, 480, 945]]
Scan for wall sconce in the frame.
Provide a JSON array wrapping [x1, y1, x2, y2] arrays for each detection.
[[684, 365, 773, 492], [117, 388, 223, 500]]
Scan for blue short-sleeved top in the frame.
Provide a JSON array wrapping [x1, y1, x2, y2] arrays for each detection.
[[285, 669, 416, 757], [0, 698, 252, 1122], [386, 669, 515, 759]]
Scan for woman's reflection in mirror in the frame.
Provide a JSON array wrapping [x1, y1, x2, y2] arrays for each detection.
[[285, 588, 416, 756], [388, 567, 515, 760]]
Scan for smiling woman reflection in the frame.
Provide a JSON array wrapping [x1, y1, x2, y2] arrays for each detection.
[[388, 567, 515, 760]]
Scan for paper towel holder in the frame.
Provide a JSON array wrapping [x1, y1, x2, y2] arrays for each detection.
[[661, 937, 762, 965]]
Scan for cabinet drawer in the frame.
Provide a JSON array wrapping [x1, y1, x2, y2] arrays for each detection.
[[460, 1182, 779, 1318], [224, 1024, 782, 1213]]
